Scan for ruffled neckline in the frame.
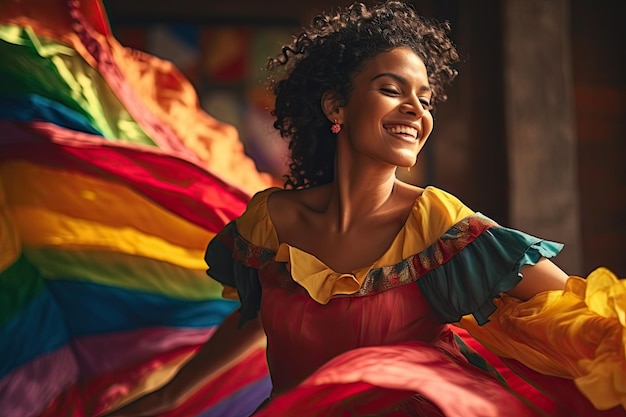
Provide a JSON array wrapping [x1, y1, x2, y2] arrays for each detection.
[[235, 186, 474, 304], [274, 243, 375, 304]]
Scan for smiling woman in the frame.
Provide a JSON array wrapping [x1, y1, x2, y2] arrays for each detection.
[[105, 2, 626, 417], [3, 0, 622, 416]]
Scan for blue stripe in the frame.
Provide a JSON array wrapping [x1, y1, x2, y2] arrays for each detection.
[[0, 290, 69, 378], [0, 93, 102, 135], [46, 279, 238, 335]]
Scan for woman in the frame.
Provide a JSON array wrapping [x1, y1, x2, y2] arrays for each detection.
[[110, 1, 626, 416]]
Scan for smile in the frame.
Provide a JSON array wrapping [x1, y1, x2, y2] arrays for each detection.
[[383, 124, 419, 141]]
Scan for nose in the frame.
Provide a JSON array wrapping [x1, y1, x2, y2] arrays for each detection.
[[400, 97, 426, 117]]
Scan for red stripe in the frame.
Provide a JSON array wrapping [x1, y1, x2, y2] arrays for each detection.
[[37, 345, 268, 417], [161, 347, 269, 417], [38, 344, 200, 417], [410, 215, 494, 277], [1, 120, 249, 233]]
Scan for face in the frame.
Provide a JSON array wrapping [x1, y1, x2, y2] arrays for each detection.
[[335, 47, 434, 168]]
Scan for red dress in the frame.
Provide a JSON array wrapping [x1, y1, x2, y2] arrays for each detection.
[[206, 187, 626, 416]]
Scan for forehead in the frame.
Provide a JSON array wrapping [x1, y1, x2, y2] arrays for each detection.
[[356, 47, 429, 85]]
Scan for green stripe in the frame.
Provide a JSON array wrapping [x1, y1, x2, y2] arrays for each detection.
[[0, 24, 154, 145], [0, 254, 45, 326], [24, 247, 223, 301], [454, 333, 506, 383]]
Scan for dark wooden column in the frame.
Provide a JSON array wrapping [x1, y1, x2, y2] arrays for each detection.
[[503, 0, 583, 273], [428, 0, 509, 225], [571, 0, 626, 277]]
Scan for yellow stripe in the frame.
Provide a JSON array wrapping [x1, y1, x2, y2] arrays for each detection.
[[2, 161, 213, 251], [12, 206, 207, 269], [0, 177, 21, 272]]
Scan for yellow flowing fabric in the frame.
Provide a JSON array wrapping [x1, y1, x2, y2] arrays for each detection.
[[459, 267, 626, 410]]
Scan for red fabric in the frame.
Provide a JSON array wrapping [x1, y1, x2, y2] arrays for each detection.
[[160, 347, 268, 417], [501, 357, 626, 417], [39, 345, 198, 417], [256, 332, 626, 416], [455, 327, 626, 417], [0, 120, 249, 233], [38, 344, 268, 417], [260, 278, 445, 394], [254, 249, 626, 416], [255, 342, 546, 417], [0, 0, 110, 42], [257, 265, 545, 416], [452, 328, 557, 412]]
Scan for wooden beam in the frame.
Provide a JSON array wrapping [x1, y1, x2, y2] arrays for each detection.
[[503, 0, 583, 273]]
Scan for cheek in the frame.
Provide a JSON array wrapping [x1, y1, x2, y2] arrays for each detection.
[[423, 114, 434, 138]]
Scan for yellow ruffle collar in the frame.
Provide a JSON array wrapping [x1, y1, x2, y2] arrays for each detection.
[[235, 186, 474, 304], [274, 243, 374, 304]]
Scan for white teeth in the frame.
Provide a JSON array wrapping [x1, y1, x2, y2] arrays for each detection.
[[385, 125, 418, 138]]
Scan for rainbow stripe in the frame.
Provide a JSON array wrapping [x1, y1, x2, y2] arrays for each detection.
[[0, 1, 273, 416]]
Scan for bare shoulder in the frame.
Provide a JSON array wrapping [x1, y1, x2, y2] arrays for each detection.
[[266, 186, 331, 239], [268, 186, 331, 212], [266, 188, 295, 225]]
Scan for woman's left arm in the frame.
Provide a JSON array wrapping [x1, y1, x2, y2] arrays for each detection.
[[506, 258, 568, 300], [458, 260, 626, 411]]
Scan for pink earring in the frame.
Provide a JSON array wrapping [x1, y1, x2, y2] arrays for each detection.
[[331, 120, 341, 134]]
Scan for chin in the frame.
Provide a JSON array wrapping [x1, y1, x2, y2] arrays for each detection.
[[401, 155, 419, 167]]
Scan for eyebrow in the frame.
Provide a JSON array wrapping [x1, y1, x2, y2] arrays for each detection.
[[371, 72, 431, 93]]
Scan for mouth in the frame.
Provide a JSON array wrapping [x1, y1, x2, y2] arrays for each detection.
[[383, 124, 419, 142]]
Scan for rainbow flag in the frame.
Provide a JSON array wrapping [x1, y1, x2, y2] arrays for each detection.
[[0, 1, 273, 416]]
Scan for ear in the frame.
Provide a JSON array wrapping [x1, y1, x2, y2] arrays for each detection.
[[321, 91, 345, 124]]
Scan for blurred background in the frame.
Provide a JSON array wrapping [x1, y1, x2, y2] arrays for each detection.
[[106, 0, 625, 276]]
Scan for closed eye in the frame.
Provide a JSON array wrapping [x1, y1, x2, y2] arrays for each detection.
[[420, 98, 432, 110], [380, 87, 400, 95]]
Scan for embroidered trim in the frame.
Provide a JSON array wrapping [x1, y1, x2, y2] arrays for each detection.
[[354, 215, 496, 296], [220, 214, 497, 298], [216, 222, 276, 268]]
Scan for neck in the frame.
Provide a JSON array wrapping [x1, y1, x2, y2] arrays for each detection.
[[326, 148, 398, 234]]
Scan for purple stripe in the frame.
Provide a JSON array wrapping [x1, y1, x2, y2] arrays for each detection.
[[0, 346, 78, 417], [198, 376, 272, 417], [72, 326, 215, 379]]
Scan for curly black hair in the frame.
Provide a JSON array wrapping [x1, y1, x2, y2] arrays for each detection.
[[267, 1, 459, 189]]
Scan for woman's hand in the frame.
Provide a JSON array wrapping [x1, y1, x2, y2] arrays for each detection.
[[101, 310, 264, 417], [102, 387, 173, 417]]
